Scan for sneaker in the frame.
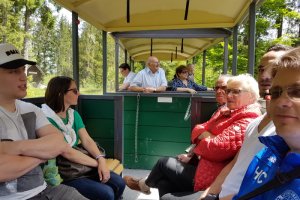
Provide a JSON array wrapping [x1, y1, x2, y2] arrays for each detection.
[[123, 176, 151, 195]]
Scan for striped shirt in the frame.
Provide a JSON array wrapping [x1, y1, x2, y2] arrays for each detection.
[[130, 67, 168, 88]]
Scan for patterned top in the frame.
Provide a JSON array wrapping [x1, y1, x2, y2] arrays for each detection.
[[172, 78, 207, 91]]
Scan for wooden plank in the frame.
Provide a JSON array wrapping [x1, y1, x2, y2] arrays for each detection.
[[124, 140, 189, 156], [124, 154, 163, 170], [92, 138, 114, 158], [124, 111, 190, 127], [124, 96, 190, 113], [81, 100, 114, 119], [83, 119, 114, 138], [124, 125, 190, 142]]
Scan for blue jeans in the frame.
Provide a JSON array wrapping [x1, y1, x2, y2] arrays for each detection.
[[62, 172, 125, 200]]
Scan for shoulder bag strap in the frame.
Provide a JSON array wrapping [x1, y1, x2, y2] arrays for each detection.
[[237, 165, 300, 200]]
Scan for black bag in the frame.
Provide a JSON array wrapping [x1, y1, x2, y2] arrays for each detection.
[[56, 143, 105, 181]]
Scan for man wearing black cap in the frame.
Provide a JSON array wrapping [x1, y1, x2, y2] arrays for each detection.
[[0, 44, 87, 200]]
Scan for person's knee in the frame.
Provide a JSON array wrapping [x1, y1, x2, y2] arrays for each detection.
[[103, 187, 114, 200]]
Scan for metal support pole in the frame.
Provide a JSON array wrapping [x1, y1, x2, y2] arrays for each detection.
[[129, 56, 132, 67], [102, 30, 107, 94], [223, 37, 229, 74], [132, 61, 135, 71], [232, 25, 238, 75], [248, 2, 256, 75], [202, 50, 206, 86], [115, 37, 119, 91], [125, 50, 127, 64], [192, 57, 195, 64], [72, 12, 79, 90], [186, 61, 188, 65]]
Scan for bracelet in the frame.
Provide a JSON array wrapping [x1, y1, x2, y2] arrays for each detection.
[[96, 154, 105, 160]]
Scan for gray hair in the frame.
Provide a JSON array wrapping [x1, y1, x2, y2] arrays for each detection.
[[227, 73, 260, 102], [216, 74, 233, 84], [186, 64, 195, 69]]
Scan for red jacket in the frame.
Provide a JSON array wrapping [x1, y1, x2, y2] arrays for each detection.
[[191, 104, 261, 192]]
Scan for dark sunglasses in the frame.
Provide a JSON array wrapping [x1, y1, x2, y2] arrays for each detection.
[[67, 88, 78, 94], [270, 87, 300, 101], [213, 86, 227, 91]]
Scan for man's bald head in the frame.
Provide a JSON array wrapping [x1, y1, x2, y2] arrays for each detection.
[[147, 56, 160, 73]]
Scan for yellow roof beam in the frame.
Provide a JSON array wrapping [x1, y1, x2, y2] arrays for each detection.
[[127, 42, 200, 51], [72, 0, 94, 8], [131, 49, 192, 58]]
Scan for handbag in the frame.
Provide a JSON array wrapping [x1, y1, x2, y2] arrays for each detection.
[[56, 143, 106, 181]]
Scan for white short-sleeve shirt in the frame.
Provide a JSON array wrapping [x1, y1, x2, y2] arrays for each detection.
[[123, 71, 136, 84], [130, 67, 168, 88]]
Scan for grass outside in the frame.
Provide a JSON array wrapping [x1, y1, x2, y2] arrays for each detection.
[[25, 87, 103, 98]]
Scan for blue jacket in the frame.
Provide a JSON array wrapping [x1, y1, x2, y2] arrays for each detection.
[[232, 135, 300, 200]]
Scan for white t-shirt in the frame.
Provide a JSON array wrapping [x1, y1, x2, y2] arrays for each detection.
[[123, 71, 136, 84], [219, 113, 276, 197], [0, 100, 50, 200]]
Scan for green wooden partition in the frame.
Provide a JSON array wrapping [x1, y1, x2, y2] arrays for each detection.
[[123, 96, 191, 169], [78, 95, 123, 161]]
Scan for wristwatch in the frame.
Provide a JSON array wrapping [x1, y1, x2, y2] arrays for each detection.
[[153, 87, 156, 92]]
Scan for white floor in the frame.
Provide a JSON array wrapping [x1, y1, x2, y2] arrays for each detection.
[[122, 169, 160, 200]]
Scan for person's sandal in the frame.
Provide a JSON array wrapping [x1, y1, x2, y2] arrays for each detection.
[[123, 176, 151, 195]]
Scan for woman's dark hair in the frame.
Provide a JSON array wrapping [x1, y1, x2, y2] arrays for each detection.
[[45, 76, 74, 113], [174, 65, 187, 79], [119, 63, 131, 71]]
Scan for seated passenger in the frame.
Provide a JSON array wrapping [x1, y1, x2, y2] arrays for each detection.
[[172, 65, 213, 93], [187, 63, 195, 82], [0, 43, 87, 200], [199, 44, 292, 200], [130, 56, 167, 93], [119, 63, 136, 90], [41, 76, 125, 200], [232, 47, 300, 200], [123, 74, 261, 198]]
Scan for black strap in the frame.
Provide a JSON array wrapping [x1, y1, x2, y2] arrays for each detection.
[[237, 165, 300, 200]]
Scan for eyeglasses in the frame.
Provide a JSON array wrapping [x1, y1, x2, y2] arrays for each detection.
[[67, 88, 78, 94], [270, 87, 300, 101], [150, 62, 160, 65], [225, 89, 246, 95], [213, 86, 227, 91], [180, 71, 188, 74]]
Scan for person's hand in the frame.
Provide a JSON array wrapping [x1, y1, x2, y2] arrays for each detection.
[[176, 154, 191, 163], [207, 88, 214, 91], [197, 131, 217, 140], [97, 157, 110, 183], [143, 87, 154, 93], [188, 89, 197, 94]]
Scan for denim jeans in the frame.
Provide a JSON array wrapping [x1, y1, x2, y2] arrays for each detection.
[[62, 172, 125, 200]]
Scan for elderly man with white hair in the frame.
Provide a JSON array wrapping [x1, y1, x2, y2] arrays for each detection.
[[130, 56, 168, 93]]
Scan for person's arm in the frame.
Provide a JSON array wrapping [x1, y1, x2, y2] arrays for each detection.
[[119, 82, 130, 90], [79, 127, 110, 183], [194, 118, 252, 163], [191, 81, 207, 91], [199, 150, 240, 199], [0, 154, 45, 182], [176, 88, 197, 93], [1, 124, 68, 160], [130, 72, 144, 92], [60, 144, 98, 167], [130, 86, 144, 92]]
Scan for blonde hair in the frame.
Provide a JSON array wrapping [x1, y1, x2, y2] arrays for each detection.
[[186, 64, 195, 69], [227, 73, 260, 102]]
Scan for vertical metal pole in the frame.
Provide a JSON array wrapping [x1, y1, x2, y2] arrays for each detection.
[[125, 50, 127, 64], [223, 37, 229, 74], [193, 57, 195, 64], [186, 61, 188, 65], [129, 56, 132, 67], [102, 30, 107, 94], [132, 60, 135, 71], [232, 25, 238, 75], [72, 12, 79, 90], [202, 50, 206, 85], [248, 2, 256, 76], [115, 37, 119, 91]]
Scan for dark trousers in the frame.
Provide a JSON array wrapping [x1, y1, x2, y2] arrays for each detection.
[[145, 157, 197, 198]]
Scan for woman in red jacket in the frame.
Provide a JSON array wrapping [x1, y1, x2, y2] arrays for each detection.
[[124, 74, 262, 198]]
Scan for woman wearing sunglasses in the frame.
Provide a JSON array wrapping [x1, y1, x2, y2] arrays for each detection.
[[41, 76, 125, 200], [124, 74, 261, 199], [172, 65, 213, 93]]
